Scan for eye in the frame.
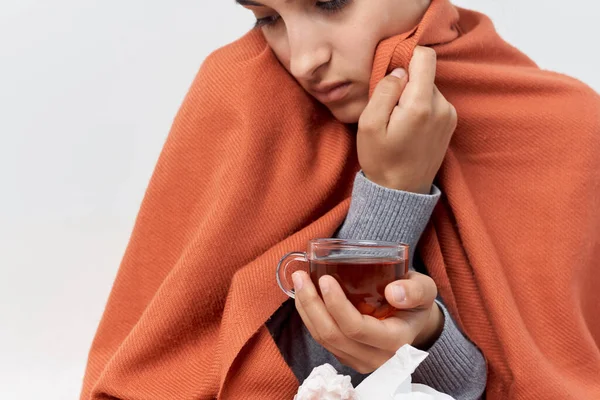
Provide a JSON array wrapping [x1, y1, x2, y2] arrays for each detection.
[[254, 14, 281, 29], [316, 0, 351, 13], [254, 0, 352, 29]]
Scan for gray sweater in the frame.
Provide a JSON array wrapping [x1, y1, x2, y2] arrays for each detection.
[[266, 172, 487, 399]]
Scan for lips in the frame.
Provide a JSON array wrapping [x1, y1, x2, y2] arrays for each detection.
[[310, 82, 352, 104]]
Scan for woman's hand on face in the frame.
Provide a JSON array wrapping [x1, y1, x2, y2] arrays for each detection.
[[357, 46, 457, 194], [292, 271, 444, 374]]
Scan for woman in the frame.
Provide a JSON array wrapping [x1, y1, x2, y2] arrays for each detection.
[[81, 0, 600, 399], [247, 0, 485, 398]]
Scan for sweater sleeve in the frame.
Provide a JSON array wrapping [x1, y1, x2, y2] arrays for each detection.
[[267, 172, 487, 399]]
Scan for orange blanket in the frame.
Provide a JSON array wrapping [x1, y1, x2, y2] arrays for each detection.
[[81, 0, 600, 398]]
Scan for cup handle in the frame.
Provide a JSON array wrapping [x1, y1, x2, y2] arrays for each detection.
[[276, 252, 308, 298]]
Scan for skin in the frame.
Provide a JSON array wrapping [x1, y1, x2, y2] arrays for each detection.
[[239, 0, 430, 123], [237, 0, 457, 374]]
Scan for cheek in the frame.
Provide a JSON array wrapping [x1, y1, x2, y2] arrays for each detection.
[[266, 37, 291, 70], [335, 34, 378, 78], [327, 34, 382, 123]]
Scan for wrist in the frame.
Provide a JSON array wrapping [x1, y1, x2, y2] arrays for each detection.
[[362, 171, 432, 194], [412, 302, 445, 350]]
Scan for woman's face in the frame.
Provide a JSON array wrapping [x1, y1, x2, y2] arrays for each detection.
[[237, 0, 430, 123]]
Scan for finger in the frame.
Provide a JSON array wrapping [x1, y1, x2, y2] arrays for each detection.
[[432, 85, 458, 133], [294, 272, 391, 371], [293, 272, 348, 354], [359, 68, 408, 133], [295, 295, 378, 373], [293, 272, 356, 349], [294, 287, 358, 362], [432, 84, 445, 107], [401, 46, 437, 106], [384, 271, 438, 310], [293, 276, 320, 340], [432, 85, 449, 114], [319, 275, 411, 352]]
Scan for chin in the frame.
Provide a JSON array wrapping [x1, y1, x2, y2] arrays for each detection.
[[328, 97, 368, 124]]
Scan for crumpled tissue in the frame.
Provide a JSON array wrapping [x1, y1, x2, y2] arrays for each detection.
[[294, 345, 456, 400], [294, 363, 356, 400]]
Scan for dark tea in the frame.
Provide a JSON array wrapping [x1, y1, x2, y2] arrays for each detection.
[[310, 257, 408, 319]]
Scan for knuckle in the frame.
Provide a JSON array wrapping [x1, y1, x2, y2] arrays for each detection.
[[343, 323, 365, 341], [357, 114, 377, 133], [448, 103, 457, 118], [311, 331, 324, 344], [424, 277, 439, 300], [411, 284, 426, 304], [448, 104, 458, 127], [354, 364, 375, 374], [298, 290, 320, 308], [320, 326, 340, 344], [416, 46, 437, 62], [336, 356, 352, 368], [421, 276, 438, 303], [435, 103, 456, 124], [408, 101, 432, 121]]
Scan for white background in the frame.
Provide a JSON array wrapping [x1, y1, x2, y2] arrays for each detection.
[[1, 1, 598, 399]]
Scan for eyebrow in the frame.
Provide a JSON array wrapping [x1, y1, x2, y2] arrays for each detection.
[[236, 0, 265, 6], [236, 0, 293, 6]]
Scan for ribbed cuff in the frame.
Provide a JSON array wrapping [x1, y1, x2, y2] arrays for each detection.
[[337, 171, 440, 261], [412, 301, 487, 400]]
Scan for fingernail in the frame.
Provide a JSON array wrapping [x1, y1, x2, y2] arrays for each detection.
[[319, 277, 330, 295], [292, 272, 303, 291], [392, 284, 406, 303], [391, 68, 406, 79]]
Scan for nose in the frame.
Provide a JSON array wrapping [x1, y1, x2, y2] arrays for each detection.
[[287, 23, 331, 81]]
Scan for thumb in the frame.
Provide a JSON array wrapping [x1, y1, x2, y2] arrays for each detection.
[[384, 272, 438, 310], [359, 68, 408, 133]]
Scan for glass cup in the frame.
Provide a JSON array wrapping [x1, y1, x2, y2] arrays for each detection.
[[277, 239, 409, 319]]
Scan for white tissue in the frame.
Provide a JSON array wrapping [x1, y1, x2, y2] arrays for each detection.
[[355, 345, 455, 400], [294, 363, 357, 400], [294, 345, 456, 400]]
